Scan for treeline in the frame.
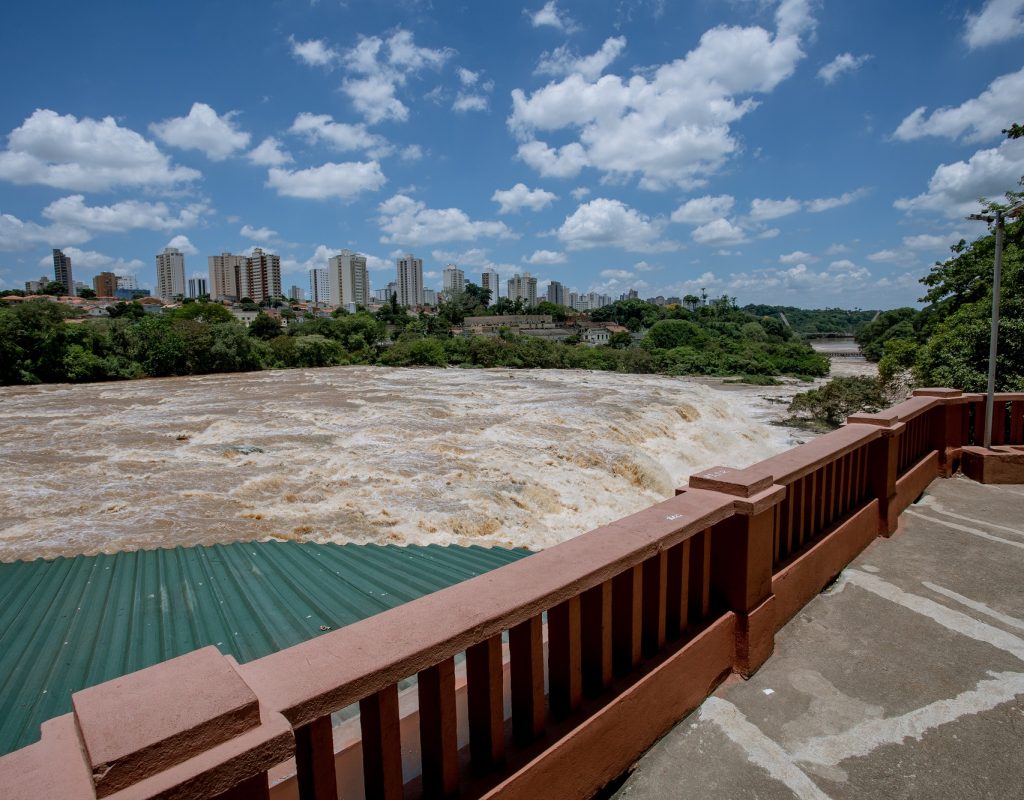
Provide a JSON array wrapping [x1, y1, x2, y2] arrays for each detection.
[[0, 292, 829, 386], [741, 305, 878, 336]]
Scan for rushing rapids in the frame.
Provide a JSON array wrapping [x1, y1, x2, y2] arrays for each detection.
[[0, 367, 806, 561]]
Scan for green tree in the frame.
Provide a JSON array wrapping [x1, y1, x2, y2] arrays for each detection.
[[248, 312, 282, 341]]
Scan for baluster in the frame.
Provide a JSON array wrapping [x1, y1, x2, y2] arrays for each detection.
[[548, 596, 582, 720], [360, 685, 403, 800], [467, 635, 505, 772], [295, 714, 337, 800], [509, 616, 545, 745], [1011, 399, 1024, 444], [418, 659, 459, 798], [641, 551, 668, 657], [612, 565, 642, 676], [665, 540, 690, 638], [580, 581, 612, 697], [688, 529, 711, 625]]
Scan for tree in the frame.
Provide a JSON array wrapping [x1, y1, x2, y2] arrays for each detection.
[[78, 287, 97, 299], [248, 311, 282, 340], [173, 302, 234, 324], [789, 377, 885, 428], [42, 281, 66, 296]]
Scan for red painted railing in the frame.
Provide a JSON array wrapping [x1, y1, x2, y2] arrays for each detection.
[[1, 388, 1014, 800]]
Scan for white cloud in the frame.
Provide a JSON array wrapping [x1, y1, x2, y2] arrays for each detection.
[[289, 36, 340, 67], [893, 66, 1024, 143], [453, 94, 489, 113], [903, 232, 962, 251], [240, 224, 277, 242], [150, 102, 251, 161], [528, 1, 579, 32], [571, 186, 591, 200], [671, 194, 735, 224], [894, 138, 1024, 217], [757, 227, 781, 239], [267, 161, 386, 200], [778, 250, 814, 265], [431, 248, 491, 266], [491, 183, 558, 214], [37, 246, 144, 273], [965, 0, 1024, 48], [826, 243, 850, 255], [0, 109, 199, 191], [458, 67, 479, 86], [400, 144, 424, 161], [343, 30, 453, 124], [377, 194, 513, 245], [806, 188, 867, 212], [247, 137, 293, 166], [525, 249, 567, 264], [166, 234, 198, 255], [691, 217, 747, 246], [601, 268, 633, 279], [41, 195, 205, 233], [558, 198, 677, 252], [749, 197, 801, 221], [289, 112, 389, 154], [817, 53, 871, 84], [535, 37, 626, 82], [0, 213, 90, 251], [868, 249, 911, 264], [509, 3, 813, 189]]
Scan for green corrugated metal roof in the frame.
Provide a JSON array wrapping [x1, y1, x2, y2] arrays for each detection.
[[0, 541, 530, 756]]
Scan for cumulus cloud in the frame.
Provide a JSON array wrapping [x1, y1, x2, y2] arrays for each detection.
[[342, 30, 453, 124], [289, 112, 389, 155], [400, 144, 424, 161], [240, 224, 277, 242], [525, 249, 567, 264], [558, 198, 677, 252], [535, 37, 626, 82], [893, 66, 1024, 143], [453, 94, 489, 113], [491, 183, 558, 214], [37, 246, 145, 273], [749, 197, 801, 221], [757, 227, 781, 239], [431, 248, 492, 266], [806, 188, 868, 212], [817, 53, 871, 84], [166, 234, 198, 255], [0, 109, 199, 191], [0, 213, 90, 251], [528, 1, 579, 32], [571, 186, 591, 200], [377, 194, 513, 245], [41, 195, 205, 233], [778, 250, 815, 265], [894, 138, 1024, 217], [509, 2, 814, 189], [266, 161, 386, 200], [289, 36, 340, 67], [964, 0, 1024, 48], [247, 137, 293, 166], [150, 102, 251, 161], [691, 218, 747, 246], [671, 194, 735, 224]]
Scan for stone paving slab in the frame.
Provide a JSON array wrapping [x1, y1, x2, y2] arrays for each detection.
[[614, 474, 1024, 800]]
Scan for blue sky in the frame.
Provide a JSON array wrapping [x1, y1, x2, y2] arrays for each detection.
[[1, 0, 1023, 308]]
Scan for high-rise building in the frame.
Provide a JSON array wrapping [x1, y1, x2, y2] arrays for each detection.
[[422, 288, 437, 306], [289, 285, 305, 302], [208, 253, 246, 302], [309, 268, 330, 306], [187, 277, 208, 298], [374, 282, 399, 303], [481, 269, 499, 304], [546, 280, 564, 306], [396, 253, 423, 308], [241, 248, 282, 303], [328, 250, 370, 308], [52, 249, 73, 295], [568, 291, 579, 310], [507, 272, 538, 306], [93, 272, 118, 297], [117, 274, 139, 290], [442, 264, 465, 297], [24, 275, 49, 293], [155, 247, 186, 301]]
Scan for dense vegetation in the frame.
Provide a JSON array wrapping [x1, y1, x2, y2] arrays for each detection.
[[742, 305, 878, 336], [0, 291, 829, 386]]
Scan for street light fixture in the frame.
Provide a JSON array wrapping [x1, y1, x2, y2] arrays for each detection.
[[967, 202, 1023, 448]]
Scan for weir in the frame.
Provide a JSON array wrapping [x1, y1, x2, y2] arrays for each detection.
[[2, 388, 1022, 800]]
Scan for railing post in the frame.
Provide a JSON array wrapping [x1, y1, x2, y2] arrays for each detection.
[[689, 467, 784, 677], [847, 412, 905, 537], [294, 714, 337, 800], [913, 389, 963, 476]]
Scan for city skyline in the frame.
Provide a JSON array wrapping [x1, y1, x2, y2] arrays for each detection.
[[2, 1, 1023, 308]]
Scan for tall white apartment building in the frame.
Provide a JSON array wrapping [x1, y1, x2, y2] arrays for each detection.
[[187, 277, 208, 298], [241, 248, 282, 303], [208, 253, 246, 301], [155, 247, 186, 301], [507, 272, 538, 306], [480, 269, 499, 304], [396, 253, 423, 308], [328, 250, 370, 308], [442, 264, 465, 297], [309, 268, 330, 306], [422, 288, 437, 306], [117, 274, 139, 290]]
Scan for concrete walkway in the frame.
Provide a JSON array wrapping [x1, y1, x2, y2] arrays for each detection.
[[614, 475, 1024, 800]]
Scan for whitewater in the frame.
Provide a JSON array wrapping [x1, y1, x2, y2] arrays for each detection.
[[0, 367, 810, 561]]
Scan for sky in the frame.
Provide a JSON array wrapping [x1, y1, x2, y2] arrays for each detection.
[[1, 0, 1023, 309]]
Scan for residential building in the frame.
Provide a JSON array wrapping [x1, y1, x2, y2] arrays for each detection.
[[115, 288, 150, 300], [422, 288, 437, 306], [309, 267, 330, 306], [396, 254, 423, 308], [481, 269, 499, 304], [93, 272, 118, 297], [155, 247, 185, 301], [187, 277, 208, 298], [289, 285, 305, 302], [328, 250, 370, 308], [568, 291, 579, 310], [442, 264, 465, 297], [52, 249, 73, 295], [507, 272, 537, 306], [241, 248, 282, 303], [374, 282, 399, 303], [208, 253, 246, 302], [546, 280, 565, 306], [117, 274, 139, 290], [24, 275, 48, 293], [74, 281, 88, 295]]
